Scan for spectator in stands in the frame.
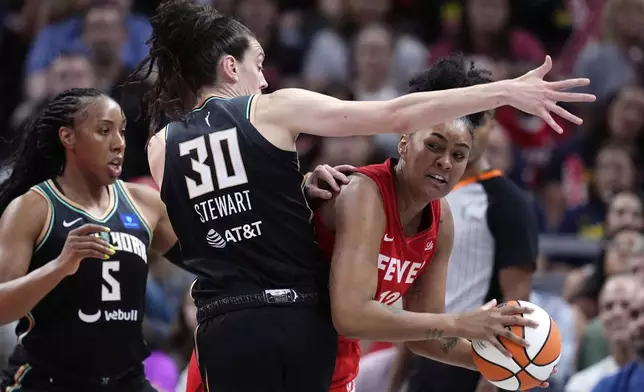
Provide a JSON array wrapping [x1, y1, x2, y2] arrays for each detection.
[[24, 0, 150, 101], [303, 0, 427, 92], [604, 191, 644, 236], [541, 85, 644, 229], [591, 289, 644, 391], [430, 0, 546, 73], [11, 52, 96, 130], [564, 263, 597, 320], [352, 23, 402, 154], [577, 231, 644, 370], [574, 0, 644, 102], [353, 23, 400, 101], [82, 3, 127, 91], [233, 0, 305, 91], [558, 142, 641, 243], [565, 275, 637, 392]]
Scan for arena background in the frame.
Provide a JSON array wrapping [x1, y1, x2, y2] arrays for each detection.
[[0, 0, 642, 391]]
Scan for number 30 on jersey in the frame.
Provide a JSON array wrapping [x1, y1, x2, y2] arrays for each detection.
[[179, 128, 249, 199]]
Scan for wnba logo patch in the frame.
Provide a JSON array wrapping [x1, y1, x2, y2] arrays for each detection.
[[206, 229, 226, 248]]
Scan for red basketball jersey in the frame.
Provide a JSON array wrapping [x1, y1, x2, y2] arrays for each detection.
[[314, 158, 441, 389]]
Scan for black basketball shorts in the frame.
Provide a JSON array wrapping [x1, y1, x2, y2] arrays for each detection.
[[195, 304, 338, 392]]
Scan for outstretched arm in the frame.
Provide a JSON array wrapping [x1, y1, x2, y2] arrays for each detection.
[[328, 175, 455, 342], [402, 199, 477, 370], [258, 57, 594, 138]]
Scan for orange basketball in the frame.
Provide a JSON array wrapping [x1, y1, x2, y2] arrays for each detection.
[[471, 300, 561, 391]]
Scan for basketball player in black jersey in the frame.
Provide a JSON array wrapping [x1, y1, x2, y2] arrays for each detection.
[[0, 88, 181, 392], [136, 1, 595, 391]]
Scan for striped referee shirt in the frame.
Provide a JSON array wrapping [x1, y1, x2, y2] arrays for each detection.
[[444, 170, 538, 313]]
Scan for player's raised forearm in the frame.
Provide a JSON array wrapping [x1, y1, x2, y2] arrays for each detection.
[[406, 338, 478, 371], [0, 261, 67, 325], [264, 82, 511, 138], [385, 80, 511, 134], [332, 301, 458, 342]]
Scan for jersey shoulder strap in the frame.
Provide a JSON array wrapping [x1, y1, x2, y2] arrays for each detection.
[[29, 182, 55, 253], [222, 95, 256, 121]]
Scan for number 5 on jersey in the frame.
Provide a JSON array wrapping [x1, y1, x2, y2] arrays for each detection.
[[179, 128, 249, 199], [102, 261, 121, 301]]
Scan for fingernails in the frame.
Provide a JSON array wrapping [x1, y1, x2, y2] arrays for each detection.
[[103, 227, 111, 232], [104, 254, 110, 260], [107, 248, 116, 255]]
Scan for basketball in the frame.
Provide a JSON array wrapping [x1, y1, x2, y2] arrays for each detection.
[[471, 300, 561, 391]]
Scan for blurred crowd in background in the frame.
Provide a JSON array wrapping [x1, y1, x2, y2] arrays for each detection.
[[1, 0, 644, 391]]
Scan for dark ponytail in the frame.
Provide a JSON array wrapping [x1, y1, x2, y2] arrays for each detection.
[[131, 0, 252, 134], [0, 88, 105, 214]]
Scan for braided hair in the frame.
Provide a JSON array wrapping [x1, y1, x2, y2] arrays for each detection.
[[0, 88, 106, 214]]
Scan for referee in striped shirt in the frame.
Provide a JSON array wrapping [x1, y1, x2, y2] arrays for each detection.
[[396, 115, 539, 392]]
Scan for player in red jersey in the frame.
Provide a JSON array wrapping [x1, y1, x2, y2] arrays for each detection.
[[184, 56, 556, 392], [315, 57, 551, 392]]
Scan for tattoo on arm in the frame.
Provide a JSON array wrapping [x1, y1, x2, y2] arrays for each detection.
[[439, 337, 458, 353], [426, 328, 444, 339]]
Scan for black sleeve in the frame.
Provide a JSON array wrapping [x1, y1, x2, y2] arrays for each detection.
[[484, 177, 539, 271]]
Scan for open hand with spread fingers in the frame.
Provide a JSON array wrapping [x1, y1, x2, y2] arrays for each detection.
[[505, 55, 596, 134]]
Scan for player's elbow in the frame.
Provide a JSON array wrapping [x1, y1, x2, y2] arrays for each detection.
[[331, 301, 366, 339], [381, 100, 411, 134]]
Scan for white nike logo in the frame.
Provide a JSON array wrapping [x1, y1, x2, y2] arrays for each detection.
[[384, 234, 394, 242], [205, 111, 211, 127], [62, 218, 82, 228]]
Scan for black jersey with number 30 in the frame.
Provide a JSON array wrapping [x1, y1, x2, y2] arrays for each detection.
[[161, 96, 326, 300], [6, 179, 150, 381]]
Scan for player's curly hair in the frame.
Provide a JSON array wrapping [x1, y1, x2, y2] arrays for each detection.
[[408, 54, 493, 130], [131, 0, 252, 134], [0, 88, 106, 214]]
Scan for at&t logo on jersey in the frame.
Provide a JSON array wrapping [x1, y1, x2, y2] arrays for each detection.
[[205, 221, 264, 248], [206, 229, 226, 248]]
